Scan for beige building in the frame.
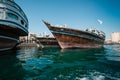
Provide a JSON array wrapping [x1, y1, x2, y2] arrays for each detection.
[[19, 33, 36, 43], [111, 32, 120, 43], [104, 39, 112, 44]]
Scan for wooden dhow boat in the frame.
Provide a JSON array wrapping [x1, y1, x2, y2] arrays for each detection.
[[43, 20, 105, 49], [0, 0, 28, 51]]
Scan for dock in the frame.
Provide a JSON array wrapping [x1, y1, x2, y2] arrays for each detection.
[[17, 43, 39, 47]]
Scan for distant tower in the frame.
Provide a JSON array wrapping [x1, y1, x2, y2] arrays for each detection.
[[111, 32, 120, 43]]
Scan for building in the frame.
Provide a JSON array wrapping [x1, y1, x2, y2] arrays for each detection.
[[111, 32, 120, 43], [104, 39, 112, 44], [19, 33, 36, 43]]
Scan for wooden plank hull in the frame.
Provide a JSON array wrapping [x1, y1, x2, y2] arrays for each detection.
[[53, 33, 103, 49], [43, 21, 105, 49]]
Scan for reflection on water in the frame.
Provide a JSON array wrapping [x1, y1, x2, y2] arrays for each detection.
[[0, 45, 120, 80], [0, 50, 25, 80], [17, 47, 43, 61]]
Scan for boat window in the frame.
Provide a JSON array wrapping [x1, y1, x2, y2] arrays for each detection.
[[25, 24, 28, 28], [7, 13, 18, 20], [92, 30, 95, 32], [86, 29, 88, 31], [21, 20, 24, 25], [4, 0, 7, 2]]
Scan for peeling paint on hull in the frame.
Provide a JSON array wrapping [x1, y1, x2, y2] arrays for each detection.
[[54, 33, 104, 49]]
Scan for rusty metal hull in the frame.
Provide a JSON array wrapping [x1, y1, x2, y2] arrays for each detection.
[[43, 21, 105, 49]]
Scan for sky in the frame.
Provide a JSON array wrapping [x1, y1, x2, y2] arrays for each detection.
[[15, 0, 120, 39]]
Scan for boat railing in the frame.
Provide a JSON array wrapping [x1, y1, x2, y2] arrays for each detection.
[[86, 28, 105, 39], [54, 24, 68, 28]]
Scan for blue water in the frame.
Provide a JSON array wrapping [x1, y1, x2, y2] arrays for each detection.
[[0, 45, 120, 80]]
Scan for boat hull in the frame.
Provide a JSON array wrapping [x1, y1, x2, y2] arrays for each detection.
[[0, 24, 22, 51], [53, 33, 103, 49], [0, 36, 19, 51]]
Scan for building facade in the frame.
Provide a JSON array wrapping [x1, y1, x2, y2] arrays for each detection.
[[19, 33, 36, 43], [111, 32, 120, 43]]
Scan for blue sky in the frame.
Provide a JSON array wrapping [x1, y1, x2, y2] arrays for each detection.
[[15, 0, 120, 39]]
